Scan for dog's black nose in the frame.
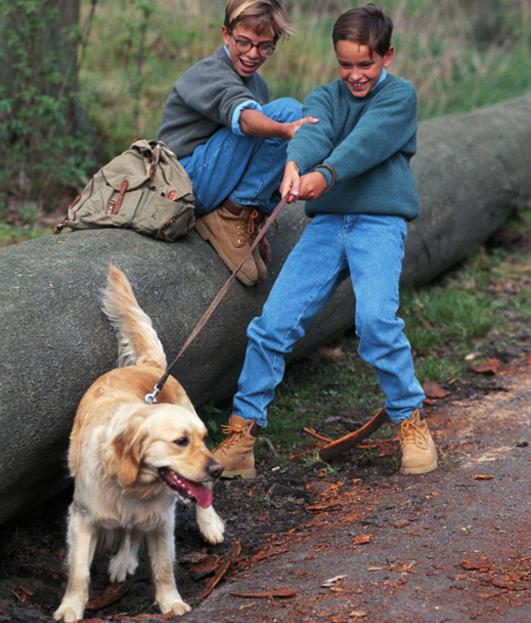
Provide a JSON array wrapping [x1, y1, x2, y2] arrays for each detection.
[[207, 460, 224, 479]]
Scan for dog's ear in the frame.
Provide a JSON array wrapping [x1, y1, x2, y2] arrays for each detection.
[[112, 423, 145, 486]]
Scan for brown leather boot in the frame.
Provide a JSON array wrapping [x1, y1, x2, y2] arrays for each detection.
[[253, 247, 268, 282], [195, 200, 265, 286], [399, 410, 438, 474], [211, 415, 259, 479]]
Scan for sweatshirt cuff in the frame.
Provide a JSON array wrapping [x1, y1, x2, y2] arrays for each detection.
[[315, 163, 336, 190], [231, 100, 263, 135]]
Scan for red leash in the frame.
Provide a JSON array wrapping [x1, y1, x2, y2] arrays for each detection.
[[145, 196, 287, 404]]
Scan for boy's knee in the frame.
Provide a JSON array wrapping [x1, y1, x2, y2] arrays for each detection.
[[263, 97, 303, 123]]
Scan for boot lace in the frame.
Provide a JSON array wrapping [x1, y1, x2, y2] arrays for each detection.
[[400, 417, 429, 450], [245, 208, 272, 261], [232, 208, 260, 248], [219, 421, 248, 450]]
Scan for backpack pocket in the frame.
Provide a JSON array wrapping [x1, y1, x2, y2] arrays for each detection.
[[132, 187, 195, 241]]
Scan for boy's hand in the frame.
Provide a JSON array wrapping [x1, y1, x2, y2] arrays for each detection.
[[281, 160, 301, 203], [283, 116, 319, 140], [299, 171, 327, 200]]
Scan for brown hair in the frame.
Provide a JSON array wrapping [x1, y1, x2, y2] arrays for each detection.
[[224, 0, 292, 40], [332, 4, 393, 56]]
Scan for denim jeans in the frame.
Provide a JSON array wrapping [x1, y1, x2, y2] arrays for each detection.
[[233, 213, 425, 426], [180, 97, 303, 216]]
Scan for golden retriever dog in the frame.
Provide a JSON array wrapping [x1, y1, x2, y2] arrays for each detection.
[[54, 265, 224, 623]]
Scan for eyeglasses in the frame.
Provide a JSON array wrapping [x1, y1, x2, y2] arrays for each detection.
[[230, 33, 276, 57]]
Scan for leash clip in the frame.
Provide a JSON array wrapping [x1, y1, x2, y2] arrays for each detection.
[[144, 386, 160, 405]]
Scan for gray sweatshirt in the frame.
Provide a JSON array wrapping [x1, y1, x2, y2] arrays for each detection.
[[158, 46, 269, 159]]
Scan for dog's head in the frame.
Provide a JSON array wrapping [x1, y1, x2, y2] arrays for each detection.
[[111, 404, 223, 508]]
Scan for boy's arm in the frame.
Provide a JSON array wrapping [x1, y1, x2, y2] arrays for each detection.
[[286, 87, 337, 173], [322, 84, 417, 183], [240, 109, 318, 140]]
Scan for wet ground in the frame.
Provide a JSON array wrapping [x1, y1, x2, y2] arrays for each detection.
[[0, 355, 528, 623]]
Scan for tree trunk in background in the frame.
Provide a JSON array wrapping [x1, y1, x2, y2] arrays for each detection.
[[0, 0, 90, 213]]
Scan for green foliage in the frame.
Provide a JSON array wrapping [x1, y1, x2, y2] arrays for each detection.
[[0, 0, 93, 215]]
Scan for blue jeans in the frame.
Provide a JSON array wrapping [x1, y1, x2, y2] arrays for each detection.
[[180, 98, 303, 216], [233, 214, 425, 426]]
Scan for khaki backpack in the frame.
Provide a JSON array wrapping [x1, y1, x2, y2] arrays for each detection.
[[56, 139, 195, 241]]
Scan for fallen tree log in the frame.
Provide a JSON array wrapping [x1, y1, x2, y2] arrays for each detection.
[[0, 93, 530, 524]]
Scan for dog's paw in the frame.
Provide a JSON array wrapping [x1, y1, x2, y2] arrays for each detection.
[[108, 549, 139, 582], [158, 595, 191, 616], [196, 505, 225, 544], [54, 597, 85, 622]]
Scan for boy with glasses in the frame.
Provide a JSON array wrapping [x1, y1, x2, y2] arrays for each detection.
[[158, 0, 317, 286]]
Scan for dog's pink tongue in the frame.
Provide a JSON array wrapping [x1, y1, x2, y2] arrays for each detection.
[[188, 481, 212, 508]]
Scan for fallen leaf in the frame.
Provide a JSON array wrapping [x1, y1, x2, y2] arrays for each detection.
[[251, 545, 289, 563], [423, 379, 450, 399], [395, 561, 416, 573], [305, 500, 346, 512], [460, 557, 493, 572], [349, 610, 368, 618], [113, 614, 175, 621], [473, 474, 496, 480], [87, 581, 131, 610], [195, 541, 242, 602], [11, 585, 34, 605], [321, 574, 347, 587], [471, 357, 500, 375], [490, 577, 528, 591], [229, 588, 297, 599], [189, 554, 222, 579], [352, 534, 372, 545]]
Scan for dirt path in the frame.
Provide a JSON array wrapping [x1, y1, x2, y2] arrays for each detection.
[[182, 362, 530, 623], [0, 361, 529, 623]]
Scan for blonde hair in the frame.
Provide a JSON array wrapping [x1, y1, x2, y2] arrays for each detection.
[[224, 0, 292, 40]]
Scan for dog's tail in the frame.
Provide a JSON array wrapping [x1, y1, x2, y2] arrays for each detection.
[[101, 265, 167, 369]]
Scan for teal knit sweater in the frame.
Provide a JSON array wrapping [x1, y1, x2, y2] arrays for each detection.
[[287, 74, 420, 220]]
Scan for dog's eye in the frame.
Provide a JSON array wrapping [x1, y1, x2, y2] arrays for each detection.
[[174, 437, 189, 447]]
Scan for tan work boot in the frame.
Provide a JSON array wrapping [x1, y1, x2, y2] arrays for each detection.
[[211, 415, 259, 479], [399, 410, 438, 474], [195, 200, 265, 286]]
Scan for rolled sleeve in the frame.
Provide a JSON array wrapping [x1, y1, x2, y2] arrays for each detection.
[[231, 100, 263, 135]]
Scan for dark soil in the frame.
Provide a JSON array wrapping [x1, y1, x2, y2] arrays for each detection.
[[0, 354, 529, 623]]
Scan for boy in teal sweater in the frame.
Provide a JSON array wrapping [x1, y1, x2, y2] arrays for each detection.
[[213, 4, 438, 478]]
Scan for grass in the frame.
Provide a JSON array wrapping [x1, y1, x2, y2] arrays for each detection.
[[201, 208, 531, 454], [0, 222, 52, 247]]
